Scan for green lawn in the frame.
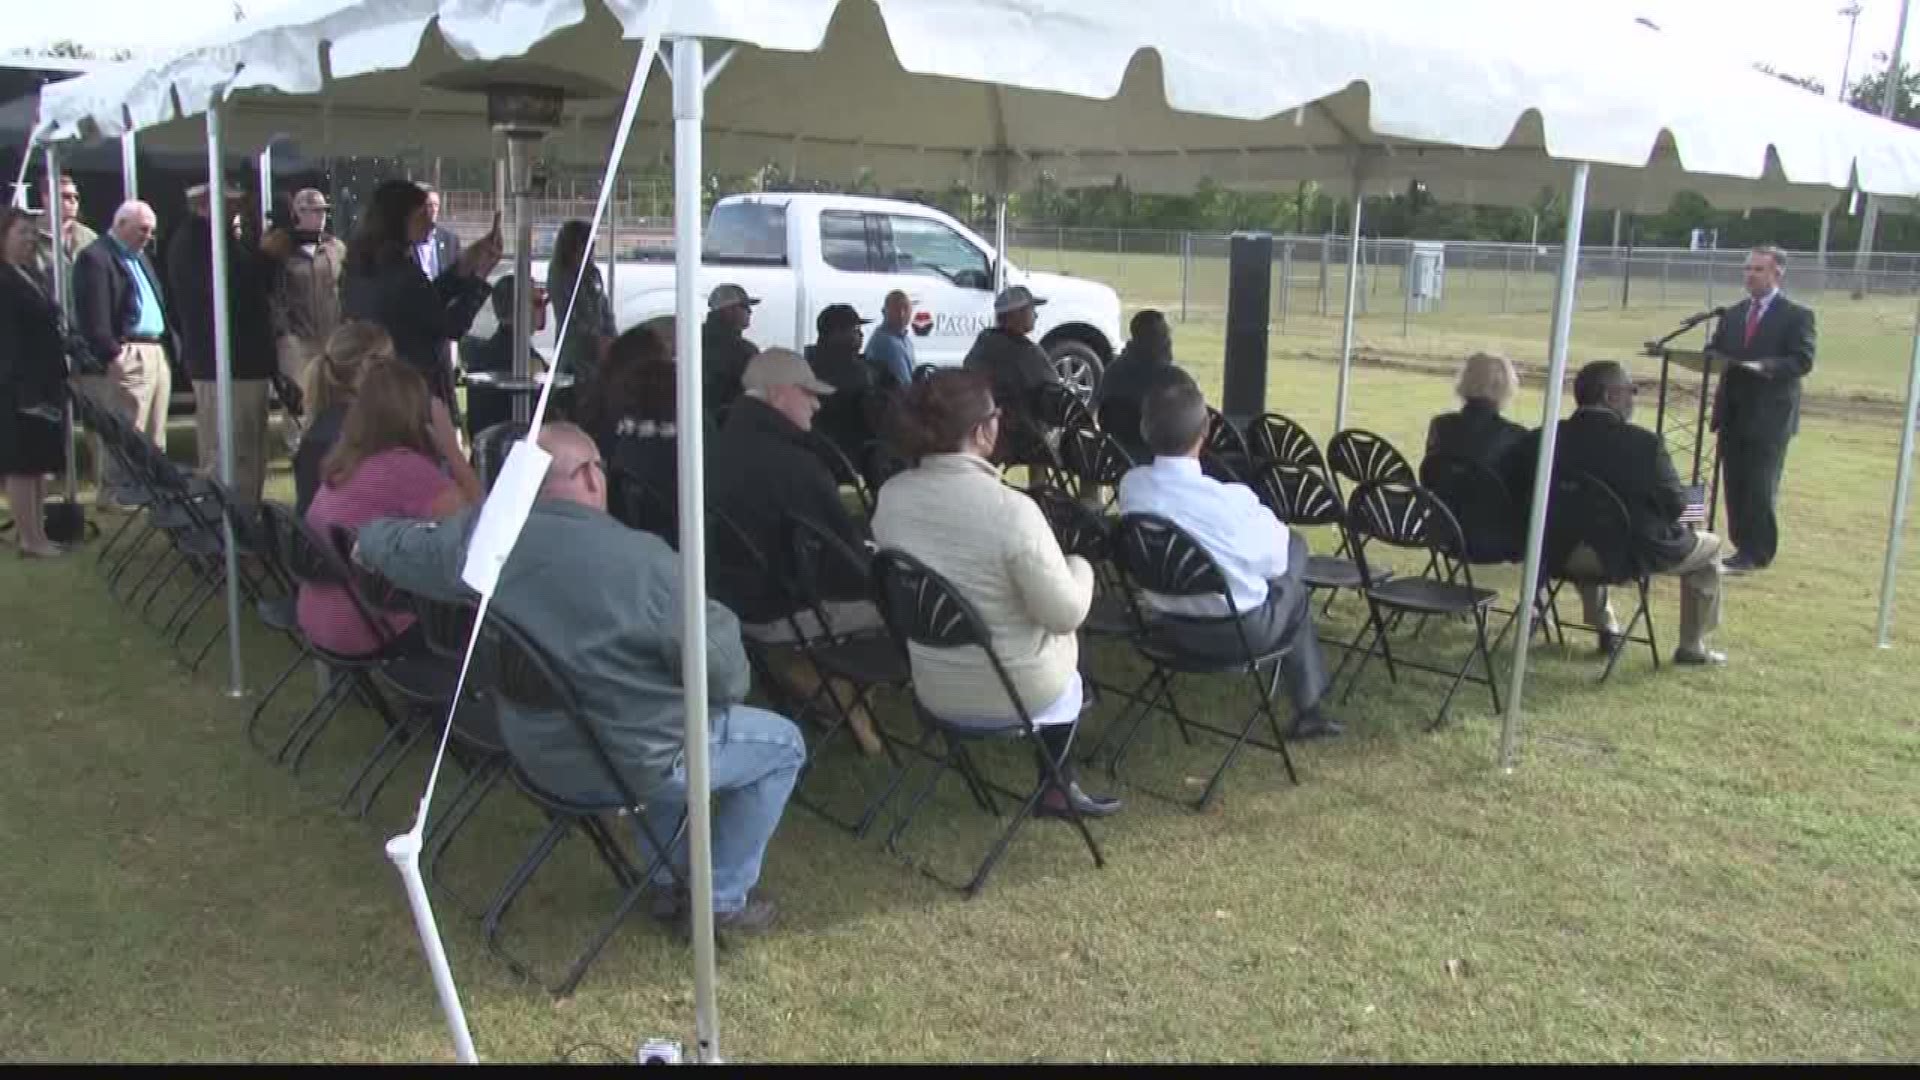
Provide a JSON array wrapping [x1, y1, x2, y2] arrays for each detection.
[[1014, 244, 1920, 407], [2, 321, 1917, 1061]]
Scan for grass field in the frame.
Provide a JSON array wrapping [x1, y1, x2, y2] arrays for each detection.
[[1011, 244, 1920, 408], [2, 301, 1918, 1061]]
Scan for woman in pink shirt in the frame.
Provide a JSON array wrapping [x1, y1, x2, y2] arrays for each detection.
[[298, 361, 482, 656]]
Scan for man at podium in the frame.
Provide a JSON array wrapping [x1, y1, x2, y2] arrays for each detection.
[[1707, 245, 1816, 574]]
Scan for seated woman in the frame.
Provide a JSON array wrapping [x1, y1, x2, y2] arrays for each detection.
[[298, 362, 483, 657], [577, 325, 686, 541], [870, 369, 1121, 818], [1426, 351, 1526, 468], [293, 321, 395, 515], [1425, 351, 1528, 561]]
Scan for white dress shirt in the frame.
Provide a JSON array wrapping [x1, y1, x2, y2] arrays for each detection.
[[1115, 455, 1291, 618]]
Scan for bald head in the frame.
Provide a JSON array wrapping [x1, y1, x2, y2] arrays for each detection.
[[537, 422, 608, 511], [110, 200, 156, 249]]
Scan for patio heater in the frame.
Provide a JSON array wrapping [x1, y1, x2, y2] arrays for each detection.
[[426, 66, 616, 422]]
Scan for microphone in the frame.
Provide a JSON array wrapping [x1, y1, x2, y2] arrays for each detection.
[[1678, 305, 1728, 330]]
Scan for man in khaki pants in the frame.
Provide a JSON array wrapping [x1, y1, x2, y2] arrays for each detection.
[[71, 200, 173, 509], [1507, 360, 1728, 668], [261, 188, 345, 451]]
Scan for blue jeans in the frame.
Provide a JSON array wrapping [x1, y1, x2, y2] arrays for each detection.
[[636, 706, 806, 914]]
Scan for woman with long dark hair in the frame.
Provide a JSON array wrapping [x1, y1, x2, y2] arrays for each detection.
[[871, 369, 1121, 818], [547, 219, 617, 390], [579, 325, 684, 539], [0, 208, 72, 558], [339, 179, 501, 407]]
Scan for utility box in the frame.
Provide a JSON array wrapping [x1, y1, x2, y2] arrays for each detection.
[[1406, 241, 1446, 313]]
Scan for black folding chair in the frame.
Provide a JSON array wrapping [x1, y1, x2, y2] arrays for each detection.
[[476, 612, 687, 998], [1095, 512, 1301, 810], [1327, 428, 1416, 501], [1202, 407, 1254, 482], [1542, 470, 1661, 683], [784, 513, 916, 837], [1340, 480, 1503, 728], [608, 460, 678, 546], [871, 548, 1107, 897], [1418, 452, 1542, 644], [1053, 424, 1135, 509], [803, 429, 877, 520], [1247, 412, 1328, 474]]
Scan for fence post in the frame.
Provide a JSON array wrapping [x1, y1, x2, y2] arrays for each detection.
[[1501, 245, 1512, 313], [1661, 252, 1670, 303], [1056, 226, 1064, 272], [1116, 226, 1125, 282], [1180, 231, 1192, 323], [1318, 233, 1330, 316], [1278, 239, 1293, 333], [1706, 256, 1716, 311], [1402, 238, 1414, 337]]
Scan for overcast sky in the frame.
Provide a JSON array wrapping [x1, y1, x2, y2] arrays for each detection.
[[4, 0, 1916, 101]]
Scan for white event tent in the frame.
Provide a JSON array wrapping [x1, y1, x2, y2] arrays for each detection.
[[32, 0, 1920, 1062]]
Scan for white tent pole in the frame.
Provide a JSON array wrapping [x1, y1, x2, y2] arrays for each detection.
[[207, 100, 246, 699], [1498, 159, 1591, 771], [120, 131, 139, 201], [508, 134, 535, 422], [994, 196, 1008, 291], [1334, 186, 1364, 432], [670, 34, 723, 1066], [605, 181, 619, 327], [257, 142, 273, 231], [1874, 294, 1920, 647]]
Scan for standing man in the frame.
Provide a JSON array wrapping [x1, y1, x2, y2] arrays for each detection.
[[412, 183, 460, 281], [702, 283, 760, 414], [263, 188, 345, 439], [168, 182, 276, 503], [863, 289, 916, 390], [35, 173, 97, 282], [1707, 244, 1816, 574], [71, 200, 173, 510]]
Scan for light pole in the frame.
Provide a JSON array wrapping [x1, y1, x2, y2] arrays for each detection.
[[1840, 2, 1865, 100]]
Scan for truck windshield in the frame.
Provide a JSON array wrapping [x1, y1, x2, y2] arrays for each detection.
[[704, 201, 788, 264]]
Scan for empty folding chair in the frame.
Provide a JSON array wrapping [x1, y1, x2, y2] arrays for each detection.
[[871, 548, 1107, 898], [1202, 407, 1254, 482], [1327, 428, 1416, 501], [1247, 411, 1328, 475], [1340, 479, 1503, 728], [1098, 512, 1301, 810]]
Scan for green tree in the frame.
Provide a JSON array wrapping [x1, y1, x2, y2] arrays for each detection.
[[1848, 60, 1920, 126]]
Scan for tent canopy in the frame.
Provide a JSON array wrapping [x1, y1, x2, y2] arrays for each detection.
[[36, 0, 1920, 213]]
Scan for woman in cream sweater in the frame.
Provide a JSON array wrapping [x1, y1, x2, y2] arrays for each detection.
[[872, 369, 1121, 818]]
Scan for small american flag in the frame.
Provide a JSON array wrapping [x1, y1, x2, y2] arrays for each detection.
[[1680, 484, 1708, 525]]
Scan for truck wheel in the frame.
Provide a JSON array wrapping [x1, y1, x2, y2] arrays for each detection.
[[1048, 341, 1103, 403]]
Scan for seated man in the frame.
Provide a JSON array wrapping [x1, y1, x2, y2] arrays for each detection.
[[963, 285, 1062, 466], [1115, 376, 1339, 739], [708, 348, 885, 751], [1506, 360, 1727, 666], [804, 302, 876, 464], [461, 274, 551, 441], [352, 423, 804, 933], [1094, 308, 1181, 464]]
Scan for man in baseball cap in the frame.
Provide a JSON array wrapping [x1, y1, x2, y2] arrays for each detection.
[[702, 282, 762, 413], [963, 283, 1062, 464], [708, 346, 886, 751], [807, 303, 877, 463]]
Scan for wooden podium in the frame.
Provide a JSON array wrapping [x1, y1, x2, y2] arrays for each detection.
[[1641, 344, 1729, 528]]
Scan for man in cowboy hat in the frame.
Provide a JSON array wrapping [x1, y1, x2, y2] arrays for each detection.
[[702, 282, 761, 415]]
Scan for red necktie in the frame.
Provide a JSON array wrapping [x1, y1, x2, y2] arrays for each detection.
[[1743, 300, 1763, 346]]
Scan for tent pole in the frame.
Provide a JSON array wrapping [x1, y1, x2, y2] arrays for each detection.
[[994, 196, 1008, 291], [670, 34, 723, 1066], [1334, 186, 1363, 432], [207, 102, 247, 698], [120, 131, 139, 201], [258, 142, 273, 231], [605, 179, 619, 327], [1874, 293, 1920, 647], [508, 134, 535, 423], [1498, 160, 1591, 771]]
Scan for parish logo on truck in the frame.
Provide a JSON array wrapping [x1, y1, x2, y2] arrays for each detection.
[[911, 309, 934, 337]]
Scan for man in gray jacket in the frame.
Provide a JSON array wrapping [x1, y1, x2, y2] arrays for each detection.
[[353, 423, 803, 933]]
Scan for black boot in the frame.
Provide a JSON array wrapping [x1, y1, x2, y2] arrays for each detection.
[[1033, 723, 1122, 818]]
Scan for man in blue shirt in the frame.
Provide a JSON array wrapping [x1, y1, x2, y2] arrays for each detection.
[[72, 200, 174, 509], [863, 288, 916, 389]]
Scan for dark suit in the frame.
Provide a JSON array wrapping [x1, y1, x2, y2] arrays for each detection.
[[1707, 291, 1815, 567], [1427, 398, 1529, 562], [339, 258, 491, 407], [71, 236, 173, 370], [1508, 407, 1724, 650]]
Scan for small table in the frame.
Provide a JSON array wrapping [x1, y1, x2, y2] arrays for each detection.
[[465, 370, 577, 424]]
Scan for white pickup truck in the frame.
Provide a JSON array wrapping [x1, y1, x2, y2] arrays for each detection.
[[503, 193, 1124, 395]]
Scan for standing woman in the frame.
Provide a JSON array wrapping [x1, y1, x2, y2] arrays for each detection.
[[339, 179, 501, 412], [546, 219, 616, 391], [0, 208, 73, 558]]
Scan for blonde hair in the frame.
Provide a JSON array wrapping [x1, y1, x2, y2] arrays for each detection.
[[305, 321, 395, 415], [1455, 351, 1518, 408]]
